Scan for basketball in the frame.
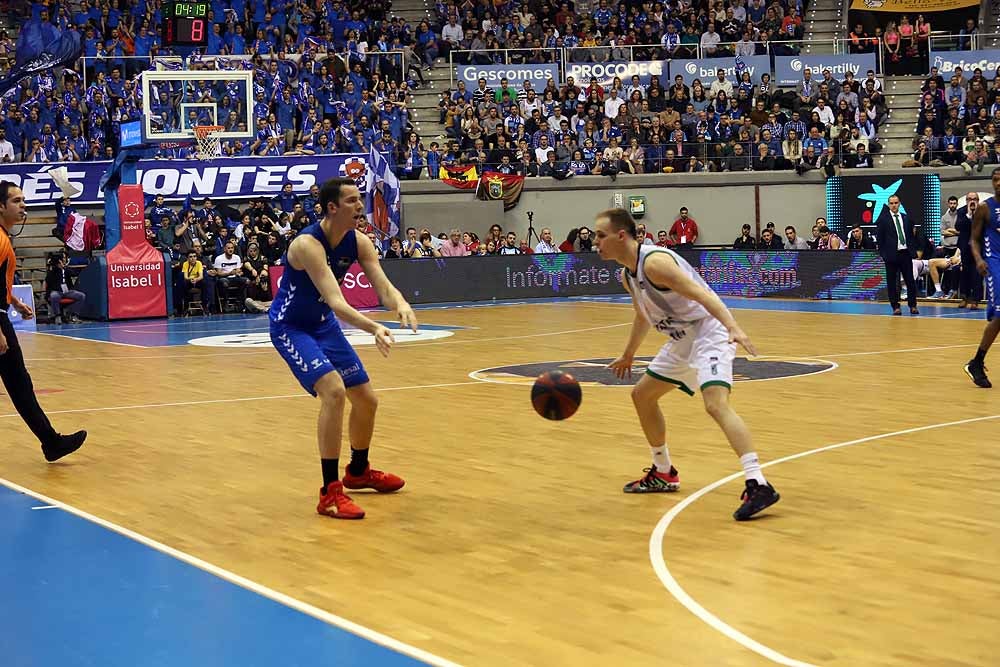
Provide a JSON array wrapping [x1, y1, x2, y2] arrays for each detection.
[[531, 370, 583, 420]]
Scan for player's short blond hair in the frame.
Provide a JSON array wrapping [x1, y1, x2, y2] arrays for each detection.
[[597, 208, 636, 238]]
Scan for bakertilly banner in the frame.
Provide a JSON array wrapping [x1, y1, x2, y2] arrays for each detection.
[[1, 153, 374, 207]]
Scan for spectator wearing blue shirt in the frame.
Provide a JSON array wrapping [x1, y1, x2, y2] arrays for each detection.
[[379, 101, 406, 142], [803, 128, 828, 154], [426, 141, 441, 178], [272, 183, 299, 213], [227, 24, 247, 55], [73, 1, 91, 27], [207, 23, 225, 55], [347, 130, 367, 154]]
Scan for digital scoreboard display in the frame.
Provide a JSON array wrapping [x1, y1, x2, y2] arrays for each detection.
[[162, 2, 209, 47]]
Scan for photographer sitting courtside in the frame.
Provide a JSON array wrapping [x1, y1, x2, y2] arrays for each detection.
[[46, 253, 86, 324]]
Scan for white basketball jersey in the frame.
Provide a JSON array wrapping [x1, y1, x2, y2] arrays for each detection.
[[624, 245, 712, 338]]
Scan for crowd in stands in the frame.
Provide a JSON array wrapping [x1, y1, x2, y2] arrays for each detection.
[[0, 0, 835, 178], [849, 16, 982, 77], [0, 0, 418, 164], [439, 0, 805, 67], [433, 64, 884, 177], [0, 1, 994, 179], [904, 65, 1000, 173]]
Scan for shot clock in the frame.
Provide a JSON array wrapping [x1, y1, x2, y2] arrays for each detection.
[[162, 1, 210, 47]]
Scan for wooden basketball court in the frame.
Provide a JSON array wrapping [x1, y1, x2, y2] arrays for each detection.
[[2, 298, 998, 667]]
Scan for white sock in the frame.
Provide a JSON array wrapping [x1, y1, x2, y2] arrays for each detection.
[[740, 452, 767, 485], [651, 445, 671, 472]]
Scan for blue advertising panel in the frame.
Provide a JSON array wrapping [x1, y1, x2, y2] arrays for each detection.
[[0, 154, 370, 207], [773, 54, 878, 86], [668, 55, 771, 85], [929, 49, 1000, 77]]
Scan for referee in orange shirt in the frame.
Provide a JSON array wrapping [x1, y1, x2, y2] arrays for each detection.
[[0, 181, 86, 461]]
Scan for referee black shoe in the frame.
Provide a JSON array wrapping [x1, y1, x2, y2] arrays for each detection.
[[965, 359, 993, 388], [733, 480, 780, 521], [42, 430, 87, 462]]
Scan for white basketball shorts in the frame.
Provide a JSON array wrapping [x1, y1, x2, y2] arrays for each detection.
[[644, 317, 735, 395]]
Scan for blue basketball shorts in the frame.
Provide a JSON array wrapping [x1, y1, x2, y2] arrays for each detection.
[[987, 258, 1000, 321], [270, 317, 369, 395]]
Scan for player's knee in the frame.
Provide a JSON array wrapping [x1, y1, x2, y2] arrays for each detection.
[[703, 395, 728, 420], [348, 383, 379, 411], [316, 380, 346, 405], [630, 383, 653, 405]]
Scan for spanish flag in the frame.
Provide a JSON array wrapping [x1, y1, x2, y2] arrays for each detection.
[[439, 164, 479, 189]]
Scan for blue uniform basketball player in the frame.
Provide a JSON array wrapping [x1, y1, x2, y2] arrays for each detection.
[[269, 178, 417, 519], [965, 167, 1000, 388]]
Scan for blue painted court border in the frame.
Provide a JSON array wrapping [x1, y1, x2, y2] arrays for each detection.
[[32, 296, 988, 349], [0, 480, 453, 667]]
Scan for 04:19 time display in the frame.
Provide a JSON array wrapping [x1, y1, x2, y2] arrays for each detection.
[[172, 2, 207, 16]]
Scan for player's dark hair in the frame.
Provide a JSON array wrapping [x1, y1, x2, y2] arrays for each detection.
[[319, 177, 357, 214], [0, 180, 16, 205], [992, 167, 1000, 177], [599, 208, 637, 238]]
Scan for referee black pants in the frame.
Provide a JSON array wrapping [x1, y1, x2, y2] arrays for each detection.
[[0, 311, 58, 446]]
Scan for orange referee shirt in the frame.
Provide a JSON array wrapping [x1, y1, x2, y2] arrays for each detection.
[[0, 225, 14, 309]]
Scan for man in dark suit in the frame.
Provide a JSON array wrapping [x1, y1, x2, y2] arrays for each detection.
[[956, 192, 982, 309], [876, 194, 919, 315]]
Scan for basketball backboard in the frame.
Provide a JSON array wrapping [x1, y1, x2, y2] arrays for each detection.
[[141, 68, 254, 143]]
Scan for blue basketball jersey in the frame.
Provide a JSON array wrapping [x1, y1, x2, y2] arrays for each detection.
[[984, 196, 1000, 260], [269, 223, 359, 327]]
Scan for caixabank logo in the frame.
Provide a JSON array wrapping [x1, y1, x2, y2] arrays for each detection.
[[470, 356, 836, 386]]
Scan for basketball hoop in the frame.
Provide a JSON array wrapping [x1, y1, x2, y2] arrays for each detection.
[[193, 125, 225, 160]]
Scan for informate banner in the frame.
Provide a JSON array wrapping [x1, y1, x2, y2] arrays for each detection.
[[1, 154, 369, 207], [378, 250, 889, 303], [106, 184, 167, 320]]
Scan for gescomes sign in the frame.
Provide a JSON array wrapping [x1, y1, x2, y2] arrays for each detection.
[[457, 64, 560, 89]]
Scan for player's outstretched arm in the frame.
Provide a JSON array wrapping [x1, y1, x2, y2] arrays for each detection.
[[355, 231, 418, 332], [289, 235, 395, 356], [643, 253, 757, 356]]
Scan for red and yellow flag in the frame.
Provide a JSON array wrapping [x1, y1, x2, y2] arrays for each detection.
[[439, 164, 479, 189]]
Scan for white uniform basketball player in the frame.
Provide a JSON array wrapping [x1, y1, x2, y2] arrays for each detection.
[[593, 208, 779, 520], [903, 249, 961, 300]]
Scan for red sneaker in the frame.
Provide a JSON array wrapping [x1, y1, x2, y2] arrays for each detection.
[[317, 481, 365, 519], [623, 465, 680, 493], [342, 464, 405, 493]]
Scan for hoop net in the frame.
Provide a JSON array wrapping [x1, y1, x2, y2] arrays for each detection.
[[194, 125, 225, 160]]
